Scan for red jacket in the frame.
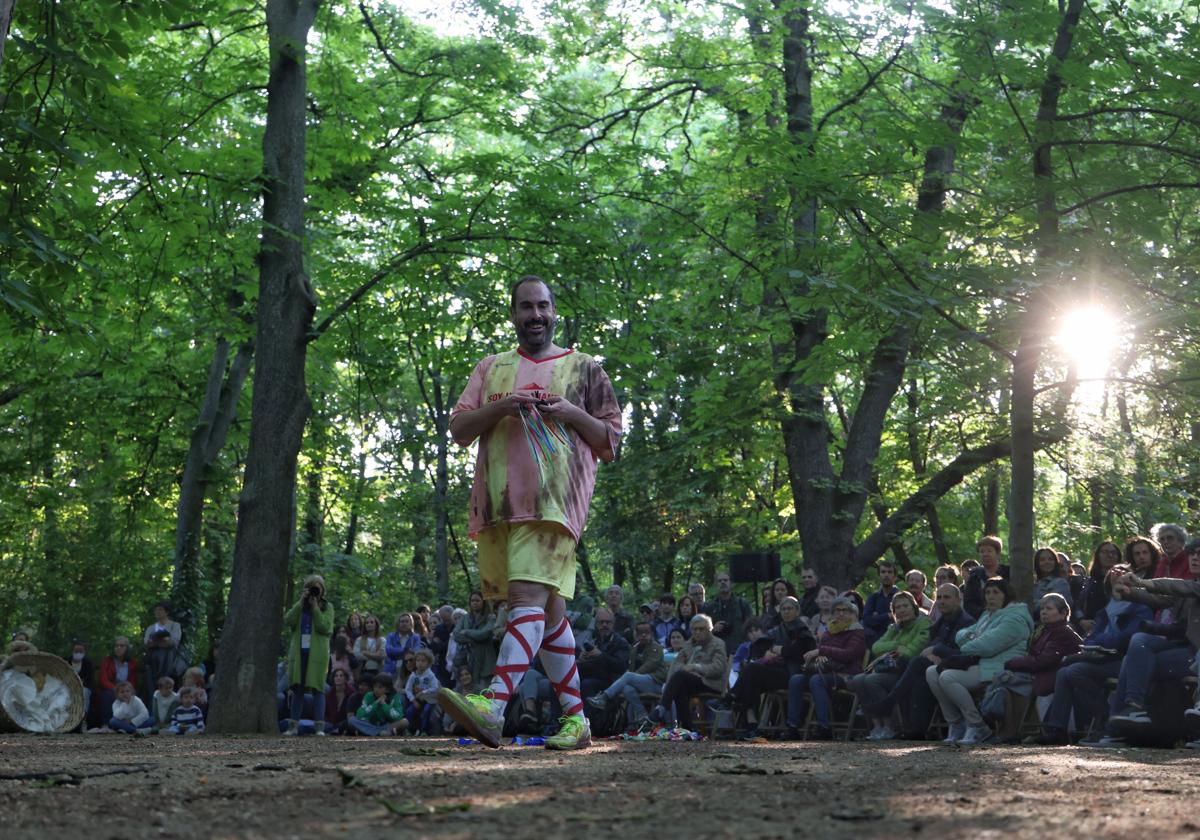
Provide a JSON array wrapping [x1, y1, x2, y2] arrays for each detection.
[[1004, 620, 1082, 696], [1155, 550, 1192, 581], [99, 656, 140, 692], [816, 626, 867, 675]]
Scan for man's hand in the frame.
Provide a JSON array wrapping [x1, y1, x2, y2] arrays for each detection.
[[803, 649, 819, 663], [713, 621, 727, 634], [920, 646, 933, 658], [536, 395, 583, 424], [498, 392, 544, 418]]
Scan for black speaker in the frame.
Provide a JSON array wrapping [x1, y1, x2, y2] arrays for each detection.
[[728, 552, 782, 583]]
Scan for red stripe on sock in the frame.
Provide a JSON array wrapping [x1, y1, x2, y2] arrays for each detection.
[[510, 628, 534, 661], [509, 612, 545, 627], [543, 619, 570, 645], [542, 644, 574, 655], [564, 702, 583, 716]]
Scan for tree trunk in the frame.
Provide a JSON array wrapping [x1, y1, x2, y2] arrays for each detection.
[[1008, 0, 1086, 605], [0, 0, 15, 77], [343, 449, 366, 556], [204, 524, 228, 644], [983, 464, 1001, 536], [172, 338, 253, 649], [209, 0, 320, 735], [432, 376, 451, 603]]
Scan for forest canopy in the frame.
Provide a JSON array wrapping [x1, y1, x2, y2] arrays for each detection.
[[2, 0, 1199, 665]]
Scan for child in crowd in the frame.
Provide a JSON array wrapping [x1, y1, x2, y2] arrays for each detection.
[[404, 648, 441, 735], [166, 686, 205, 735], [730, 618, 767, 688], [181, 667, 209, 711], [151, 676, 179, 730], [347, 673, 408, 736], [108, 681, 151, 734], [442, 666, 476, 735]]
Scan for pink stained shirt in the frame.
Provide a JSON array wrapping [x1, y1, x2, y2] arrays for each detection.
[[451, 347, 621, 541]]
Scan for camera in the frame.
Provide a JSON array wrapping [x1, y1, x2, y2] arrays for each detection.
[[307, 586, 321, 599], [583, 642, 594, 652]]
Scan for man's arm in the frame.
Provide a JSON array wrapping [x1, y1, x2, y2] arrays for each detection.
[[450, 393, 541, 445]]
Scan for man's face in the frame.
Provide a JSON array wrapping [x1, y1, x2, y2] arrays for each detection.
[[688, 583, 705, 604], [1189, 547, 1200, 576], [691, 623, 711, 644], [606, 586, 622, 610], [511, 280, 556, 353], [879, 566, 896, 587], [935, 585, 961, 614], [801, 570, 818, 590], [905, 573, 924, 595], [715, 573, 732, 596], [635, 624, 652, 644], [658, 600, 673, 618], [1133, 542, 1152, 569], [594, 610, 614, 637]]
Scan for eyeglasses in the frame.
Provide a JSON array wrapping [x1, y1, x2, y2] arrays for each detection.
[[595, 619, 614, 625], [833, 607, 854, 614]]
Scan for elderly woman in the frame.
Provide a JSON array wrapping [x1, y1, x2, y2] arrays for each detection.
[[648, 614, 728, 730], [1034, 565, 1151, 744], [852, 591, 930, 740], [926, 577, 1033, 745], [283, 574, 335, 735], [1087, 544, 1200, 745], [731, 596, 815, 738], [784, 597, 867, 740], [989, 593, 1081, 742]]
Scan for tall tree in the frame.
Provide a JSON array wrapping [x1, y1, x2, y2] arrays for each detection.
[[209, 0, 320, 734]]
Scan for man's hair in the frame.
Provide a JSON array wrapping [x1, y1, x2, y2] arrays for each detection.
[[373, 673, 394, 691], [658, 593, 676, 605], [905, 569, 927, 586], [743, 617, 764, 634], [976, 535, 1004, 553], [634, 620, 653, 633], [689, 613, 714, 630], [936, 582, 962, 597], [178, 686, 195, 699], [877, 561, 897, 574], [509, 274, 555, 309]]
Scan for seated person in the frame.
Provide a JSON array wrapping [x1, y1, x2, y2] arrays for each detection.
[[150, 676, 179, 730], [990, 593, 1081, 742], [904, 571, 933, 614], [851, 591, 930, 740], [404, 649, 441, 735], [515, 661, 561, 735], [181, 667, 208, 714], [586, 620, 669, 729], [446, 666, 485, 735], [652, 595, 683, 647], [926, 566, 960, 624], [107, 681, 152, 734], [1035, 564, 1150, 744], [1087, 550, 1200, 746], [784, 597, 867, 739], [648, 615, 728, 729], [863, 582, 975, 738], [730, 618, 768, 686], [1031, 547, 1073, 616], [166, 686, 205, 735], [347, 673, 408, 737], [862, 562, 900, 647], [925, 577, 1032, 745], [325, 667, 361, 734], [733, 597, 815, 738], [803, 587, 838, 638], [663, 628, 686, 665], [577, 608, 632, 699]]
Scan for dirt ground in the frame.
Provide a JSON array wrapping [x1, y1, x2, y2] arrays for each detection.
[[3, 733, 1200, 839]]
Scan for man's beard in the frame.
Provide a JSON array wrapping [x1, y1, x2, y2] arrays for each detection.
[[517, 316, 555, 348]]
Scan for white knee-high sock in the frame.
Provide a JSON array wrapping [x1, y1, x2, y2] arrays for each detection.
[[487, 607, 546, 716], [539, 617, 583, 717]]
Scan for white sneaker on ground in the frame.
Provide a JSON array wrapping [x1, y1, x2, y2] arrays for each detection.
[[957, 724, 993, 745], [942, 719, 967, 744]]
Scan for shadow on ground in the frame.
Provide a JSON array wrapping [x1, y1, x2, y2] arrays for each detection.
[[1, 734, 1199, 838]]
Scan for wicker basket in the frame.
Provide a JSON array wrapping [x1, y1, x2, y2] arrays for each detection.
[[0, 652, 85, 734]]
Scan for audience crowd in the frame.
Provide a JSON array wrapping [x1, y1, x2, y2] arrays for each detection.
[[18, 522, 1200, 750]]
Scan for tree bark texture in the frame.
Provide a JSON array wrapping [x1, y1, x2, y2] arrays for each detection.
[[1009, 0, 1086, 605], [172, 338, 253, 649], [209, 0, 320, 735], [0, 0, 15, 77]]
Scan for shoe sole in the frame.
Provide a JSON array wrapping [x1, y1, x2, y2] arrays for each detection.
[[436, 689, 501, 749]]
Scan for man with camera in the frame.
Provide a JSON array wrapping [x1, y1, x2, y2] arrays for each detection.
[[577, 608, 631, 700], [437, 276, 622, 750], [282, 574, 334, 735]]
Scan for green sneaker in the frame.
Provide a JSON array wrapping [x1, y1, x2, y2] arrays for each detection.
[[436, 688, 503, 748], [545, 714, 592, 751]]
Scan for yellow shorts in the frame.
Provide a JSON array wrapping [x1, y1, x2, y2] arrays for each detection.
[[476, 521, 577, 602]]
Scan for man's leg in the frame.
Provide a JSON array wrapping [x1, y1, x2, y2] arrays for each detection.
[[539, 590, 593, 749]]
